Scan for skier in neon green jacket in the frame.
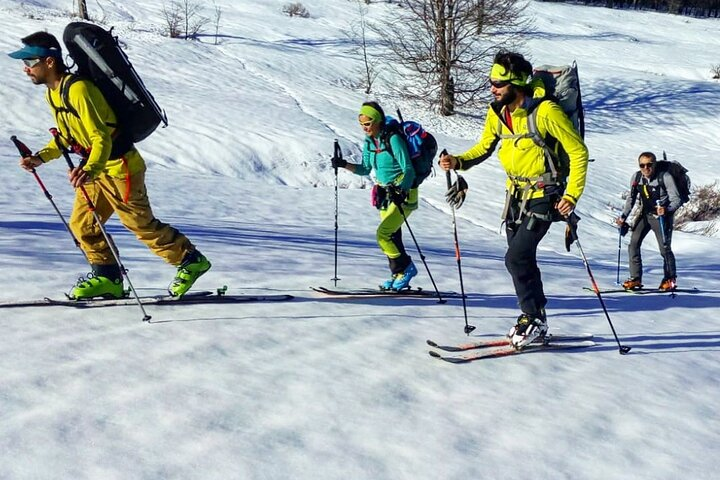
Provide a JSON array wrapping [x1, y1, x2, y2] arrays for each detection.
[[440, 51, 589, 348]]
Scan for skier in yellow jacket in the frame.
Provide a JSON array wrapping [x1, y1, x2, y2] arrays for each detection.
[[439, 51, 589, 348], [9, 31, 211, 299]]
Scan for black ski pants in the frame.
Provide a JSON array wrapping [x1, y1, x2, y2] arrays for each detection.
[[504, 196, 553, 317]]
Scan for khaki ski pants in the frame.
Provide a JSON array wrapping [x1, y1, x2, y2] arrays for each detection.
[[69, 170, 193, 266]]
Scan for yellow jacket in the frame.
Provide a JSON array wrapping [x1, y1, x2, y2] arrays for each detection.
[[37, 74, 145, 178], [456, 88, 589, 205]]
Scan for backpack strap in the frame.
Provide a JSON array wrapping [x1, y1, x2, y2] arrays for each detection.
[[46, 74, 80, 122], [631, 171, 642, 199], [495, 99, 563, 187], [495, 99, 565, 225], [657, 170, 666, 192], [46, 74, 88, 155]]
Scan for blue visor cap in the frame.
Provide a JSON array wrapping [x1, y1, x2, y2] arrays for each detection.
[[8, 45, 61, 60]]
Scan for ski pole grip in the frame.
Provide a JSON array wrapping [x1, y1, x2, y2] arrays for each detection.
[[332, 139, 341, 172], [440, 149, 452, 189], [11, 135, 39, 174], [11, 136, 33, 158]]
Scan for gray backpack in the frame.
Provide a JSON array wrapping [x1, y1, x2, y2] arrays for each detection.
[[496, 62, 585, 189], [495, 62, 585, 224]]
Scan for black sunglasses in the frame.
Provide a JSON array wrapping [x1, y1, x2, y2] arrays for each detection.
[[490, 80, 511, 89], [639, 162, 655, 169]]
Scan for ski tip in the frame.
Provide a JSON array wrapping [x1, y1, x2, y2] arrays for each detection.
[[426, 339, 439, 348], [428, 350, 442, 359]]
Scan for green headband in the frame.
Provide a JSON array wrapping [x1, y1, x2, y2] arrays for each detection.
[[490, 63, 529, 86], [359, 105, 383, 124]]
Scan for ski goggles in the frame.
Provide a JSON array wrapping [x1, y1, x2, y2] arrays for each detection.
[[22, 58, 42, 68], [359, 120, 375, 127], [490, 80, 511, 89], [639, 162, 655, 169]]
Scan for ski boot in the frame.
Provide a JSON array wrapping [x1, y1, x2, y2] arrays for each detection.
[[169, 250, 212, 297], [69, 273, 125, 300], [391, 261, 418, 291], [658, 277, 677, 292], [380, 274, 402, 291], [622, 277, 643, 291], [508, 311, 548, 349]]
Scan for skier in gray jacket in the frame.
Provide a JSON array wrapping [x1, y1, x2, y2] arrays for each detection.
[[615, 151, 682, 291]]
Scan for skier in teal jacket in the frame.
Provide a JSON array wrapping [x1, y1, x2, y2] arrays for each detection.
[[332, 101, 419, 290]]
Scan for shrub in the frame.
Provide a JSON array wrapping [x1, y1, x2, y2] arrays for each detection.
[[282, 3, 310, 18], [675, 181, 720, 231], [712, 64, 720, 80]]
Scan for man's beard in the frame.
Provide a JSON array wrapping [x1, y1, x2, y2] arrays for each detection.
[[497, 88, 518, 107]]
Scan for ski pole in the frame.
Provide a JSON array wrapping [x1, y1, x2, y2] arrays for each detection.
[[615, 227, 622, 285], [332, 139, 341, 286], [566, 213, 631, 354], [11, 135, 89, 263], [50, 128, 151, 322], [394, 201, 445, 304], [443, 150, 473, 335], [656, 200, 667, 246]]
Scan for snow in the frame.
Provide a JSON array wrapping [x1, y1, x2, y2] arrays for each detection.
[[1, 1, 719, 478]]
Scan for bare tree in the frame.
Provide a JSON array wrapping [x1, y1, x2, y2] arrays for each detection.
[[282, 3, 311, 17], [161, 0, 209, 39], [77, 0, 89, 19], [376, 0, 532, 115], [712, 64, 720, 79], [213, 0, 223, 45], [162, 1, 183, 38], [185, 0, 209, 38], [347, 0, 379, 94]]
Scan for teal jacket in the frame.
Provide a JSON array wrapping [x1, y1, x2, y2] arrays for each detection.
[[355, 129, 415, 191]]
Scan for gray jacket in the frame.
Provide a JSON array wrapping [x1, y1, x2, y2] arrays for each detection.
[[620, 170, 682, 219]]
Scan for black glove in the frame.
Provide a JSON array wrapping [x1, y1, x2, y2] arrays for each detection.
[[371, 184, 387, 209], [619, 222, 630, 237], [445, 175, 468, 209], [331, 155, 347, 169], [387, 185, 408, 206], [564, 211, 581, 252]]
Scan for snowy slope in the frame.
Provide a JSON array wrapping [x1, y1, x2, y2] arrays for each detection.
[[0, 1, 719, 479]]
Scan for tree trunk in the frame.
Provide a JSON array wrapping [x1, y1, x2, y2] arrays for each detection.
[[78, 0, 89, 20], [441, 76, 455, 116]]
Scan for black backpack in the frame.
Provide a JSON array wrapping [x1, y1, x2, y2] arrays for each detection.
[[52, 22, 168, 158], [632, 155, 691, 206]]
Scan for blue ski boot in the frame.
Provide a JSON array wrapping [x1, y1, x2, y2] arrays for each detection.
[[391, 261, 418, 291]]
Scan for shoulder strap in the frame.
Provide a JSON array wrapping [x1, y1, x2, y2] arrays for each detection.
[[526, 99, 561, 179], [380, 127, 402, 160], [631, 171, 642, 199], [47, 74, 81, 118]]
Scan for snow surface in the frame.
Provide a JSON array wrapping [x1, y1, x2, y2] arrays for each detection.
[[1, 1, 719, 479]]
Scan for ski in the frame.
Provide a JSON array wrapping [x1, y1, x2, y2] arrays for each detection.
[[428, 340, 596, 363], [0, 289, 294, 309], [312, 286, 463, 298], [426, 333, 593, 352], [583, 286, 698, 295]]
